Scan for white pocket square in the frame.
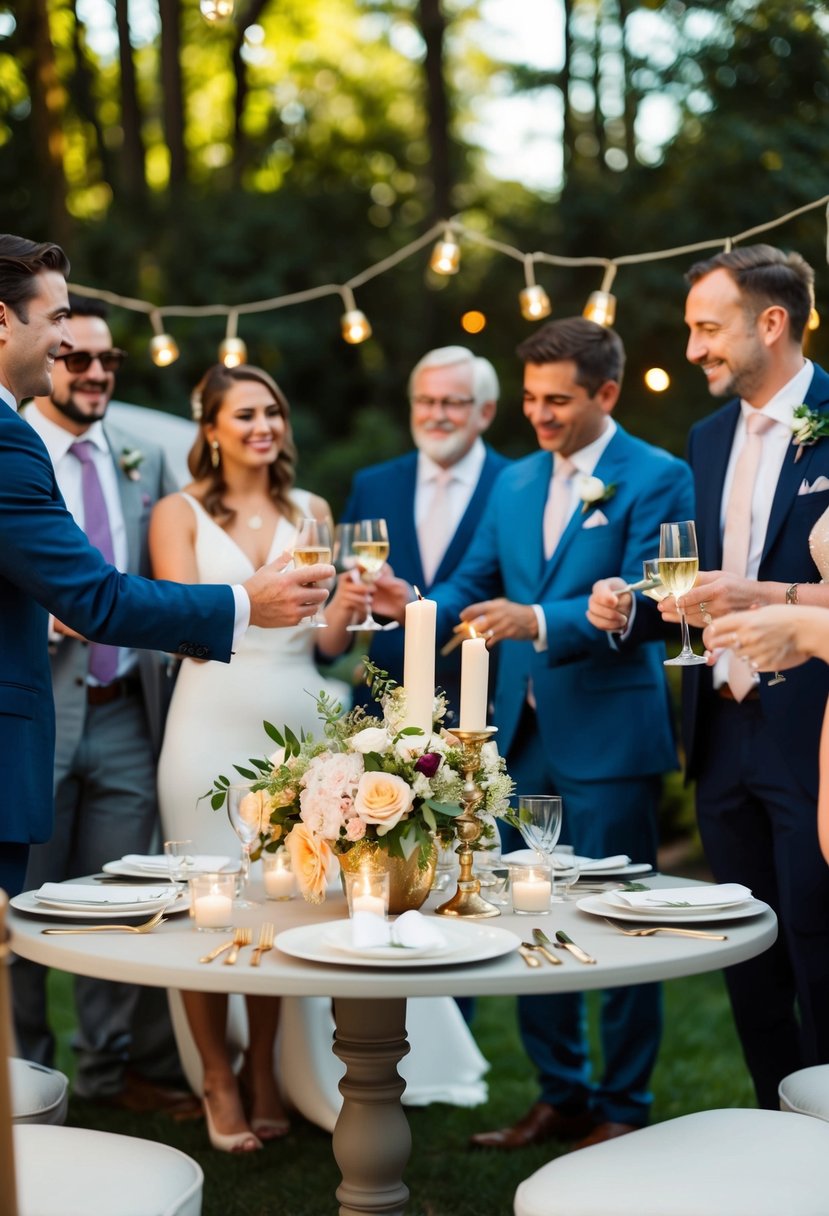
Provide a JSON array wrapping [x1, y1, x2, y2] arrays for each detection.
[[582, 509, 608, 529], [798, 476, 829, 495]]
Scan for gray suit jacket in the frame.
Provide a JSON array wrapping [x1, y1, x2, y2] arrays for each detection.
[[44, 419, 179, 767]]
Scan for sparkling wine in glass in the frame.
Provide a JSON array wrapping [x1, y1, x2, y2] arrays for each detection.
[[658, 521, 707, 666], [347, 518, 398, 632], [226, 783, 262, 909], [292, 516, 332, 629], [516, 794, 568, 903]]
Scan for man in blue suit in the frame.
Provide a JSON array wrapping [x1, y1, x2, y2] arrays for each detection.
[[0, 234, 333, 897], [342, 346, 508, 724], [378, 318, 693, 1148]]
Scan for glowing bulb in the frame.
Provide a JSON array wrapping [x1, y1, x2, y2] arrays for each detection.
[[461, 310, 486, 334], [341, 309, 372, 345], [519, 285, 552, 322], [583, 291, 617, 327], [808, 307, 820, 331], [644, 367, 670, 393], [200, 0, 234, 23], [429, 235, 461, 276], [219, 336, 248, 367], [149, 333, 180, 367]]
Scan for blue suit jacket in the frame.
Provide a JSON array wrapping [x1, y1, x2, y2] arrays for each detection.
[[342, 445, 510, 721], [683, 363, 829, 796], [431, 426, 695, 781], [0, 402, 235, 845]]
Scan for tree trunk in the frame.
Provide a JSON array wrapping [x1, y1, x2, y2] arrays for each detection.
[[158, 0, 187, 189], [15, 0, 70, 243], [417, 0, 452, 221], [617, 0, 637, 168], [68, 0, 117, 190], [114, 0, 147, 201], [561, 0, 574, 180], [230, 0, 270, 186]]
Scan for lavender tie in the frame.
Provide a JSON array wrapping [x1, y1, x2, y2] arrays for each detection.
[[68, 440, 119, 686]]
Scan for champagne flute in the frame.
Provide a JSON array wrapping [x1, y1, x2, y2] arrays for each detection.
[[347, 518, 398, 632], [642, 558, 669, 602], [659, 521, 707, 666], [516, 795, 566, 903], [292, 516, 332, 629], [226, 783, 262, 909]]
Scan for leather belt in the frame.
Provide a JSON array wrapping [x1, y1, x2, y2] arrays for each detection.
[[717, 684, 760, 703], [87, 677, 141, 706]]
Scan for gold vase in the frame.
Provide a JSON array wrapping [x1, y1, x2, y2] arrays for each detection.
[[338, 841, 438, 914]]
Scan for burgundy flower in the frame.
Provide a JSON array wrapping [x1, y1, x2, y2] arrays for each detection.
[[414, 752, 442, 778]]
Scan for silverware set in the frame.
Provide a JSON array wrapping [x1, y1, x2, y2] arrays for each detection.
[[198, 924, 276, 965], [516, 915, 726, 967]]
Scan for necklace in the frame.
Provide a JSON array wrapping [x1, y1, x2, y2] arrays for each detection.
[[247, 514, 264, 531]]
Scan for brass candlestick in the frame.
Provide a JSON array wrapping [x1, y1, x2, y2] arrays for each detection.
[[436, 727, 500, 919]]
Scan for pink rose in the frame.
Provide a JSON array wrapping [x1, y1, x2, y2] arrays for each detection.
[[345, 817, 366, 841], [285, 823, 332, 903], [354, 771, 414, 835]]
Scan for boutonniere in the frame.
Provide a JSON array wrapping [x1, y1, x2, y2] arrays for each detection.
[[791, 404, 829, 463], [576, 473, 617, 514], [119, 447, 144, 481]]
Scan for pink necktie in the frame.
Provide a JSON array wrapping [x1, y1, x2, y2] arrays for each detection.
[[69, 440, 119, 687], [543, 457, 576, 559], [419, 468, 455, 586], [722, 412, 775, 700]]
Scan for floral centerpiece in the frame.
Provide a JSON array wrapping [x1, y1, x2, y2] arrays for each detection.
[[206, 662, 514, 905]]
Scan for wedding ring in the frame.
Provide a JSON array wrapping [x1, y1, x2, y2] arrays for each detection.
[[699, 600, 713, 626]]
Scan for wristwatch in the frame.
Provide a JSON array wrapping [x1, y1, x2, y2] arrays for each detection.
[[785, 583, 800, 605]]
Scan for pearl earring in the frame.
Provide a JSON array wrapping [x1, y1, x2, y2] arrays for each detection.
[[210, 440, 220, 469]]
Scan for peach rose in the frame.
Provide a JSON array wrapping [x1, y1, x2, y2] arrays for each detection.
[[354, 771, 414, 835], [285, 823, 332, 903]]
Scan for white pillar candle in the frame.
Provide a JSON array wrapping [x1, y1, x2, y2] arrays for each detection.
[[402, 595, 437, 740], [511, 868, 552, 914], [352, 894, 387, 918], [264, 868, 296, 900], [193, 892, 233, 929], [459, 636, 489, 731]]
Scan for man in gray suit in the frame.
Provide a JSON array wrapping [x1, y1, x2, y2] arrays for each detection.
[[12, 296, 185, 1106]]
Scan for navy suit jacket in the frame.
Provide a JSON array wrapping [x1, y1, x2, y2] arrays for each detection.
[[0, 402, 234, 846], [430, 426, 694, 780], [342, 444, 510, 721], [683, 363, 829, 797]]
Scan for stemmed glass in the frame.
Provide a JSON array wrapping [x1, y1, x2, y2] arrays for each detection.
[[292, 516, 332, 629], [332, 522, 359, 576], [641, 558, 669, 603], [659, 521, 707, 666], [516, 795, 568, 903], [226, 783, 262, 909], [347, 518, 398, 632]]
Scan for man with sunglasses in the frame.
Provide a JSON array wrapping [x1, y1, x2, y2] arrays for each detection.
[[13, 295, 189, 1107]]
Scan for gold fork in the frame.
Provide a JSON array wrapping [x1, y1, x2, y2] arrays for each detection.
[[602, 917, 727, 941], [250, 922, 275, 967], [223, 926, 253, 965], [42, 908, 167, 935]]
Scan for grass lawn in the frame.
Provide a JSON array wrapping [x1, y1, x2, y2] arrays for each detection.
[[50, 964, 753, 1216]]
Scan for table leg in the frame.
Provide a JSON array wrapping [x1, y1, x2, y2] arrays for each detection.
[[332, 997, 411, 1216]]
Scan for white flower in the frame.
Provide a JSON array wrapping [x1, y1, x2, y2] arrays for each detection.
[[119, 447, 144, 481], [350, 727, 392, 755], [575, 473, 617, 514]]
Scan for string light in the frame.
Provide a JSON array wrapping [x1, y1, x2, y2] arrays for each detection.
[[218, 310, 247, 366], [644, 367, 671, 392], [809, 308, 821, 331], [65, 193, 829, 367], [200, 0, 234, 23], [429, 227, 461, 275], [519, 257, 552, 321], [461, 310, 486, 334]]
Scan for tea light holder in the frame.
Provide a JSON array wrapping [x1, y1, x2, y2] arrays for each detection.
[[435, 727, 500, 919], [343, 867, 390, 920], [509, 863, 552, 915], [262, 849, 296, 901], [189, 872, 235, 931]]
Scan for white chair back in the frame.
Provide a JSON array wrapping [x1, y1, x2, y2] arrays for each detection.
[[0, 889, 21, 1216]]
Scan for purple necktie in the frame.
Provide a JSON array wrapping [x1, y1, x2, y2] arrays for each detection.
[[68, 440, 119, 686]]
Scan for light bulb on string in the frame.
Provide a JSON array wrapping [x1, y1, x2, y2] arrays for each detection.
[[218, 311, 247, 367], [148, 311, 179, 367], [583, 263, 618, 327], [644, 367, 670, 393], [200, 0, 234, 24], [340, 287, 372, 345], [808, 307, 820, 331], [429, 229, 461, 276], [519, 257, 551, 321]]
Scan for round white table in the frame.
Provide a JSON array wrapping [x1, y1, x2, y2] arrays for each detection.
[[10, 876, 776, 1215]]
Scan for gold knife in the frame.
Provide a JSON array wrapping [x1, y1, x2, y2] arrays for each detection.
[[553, 929, 597, 964], [529, 928, 563, 964]]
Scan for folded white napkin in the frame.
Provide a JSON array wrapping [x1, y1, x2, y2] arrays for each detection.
[[614, 883, 752, 909], [502, 849, 630, 872], [35, 883, 175, 906], [121, 853, 233, 874], [350, 909, 447, 951]]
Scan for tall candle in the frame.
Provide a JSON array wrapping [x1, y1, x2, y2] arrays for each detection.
[[402, 595, 436, 739], [459, 636, 489, 731]]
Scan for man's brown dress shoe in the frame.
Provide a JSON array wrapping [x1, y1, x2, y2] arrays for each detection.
[[469, 1101, 594, 1150], [573, 1120, 639, 1150]]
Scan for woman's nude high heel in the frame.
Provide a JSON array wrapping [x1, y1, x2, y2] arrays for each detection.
[[203, 1095, 262, 1154]]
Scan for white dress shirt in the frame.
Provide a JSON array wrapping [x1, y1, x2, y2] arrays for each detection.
[[415, 437, 486, 537]]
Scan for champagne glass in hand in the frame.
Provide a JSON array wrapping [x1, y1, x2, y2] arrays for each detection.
[[516, 795, 567, 903], [292, 516, 332, 628], [347, 518, 398, 632], [659, 520, 707, 666], [642, 558, 669, 602], [226, 783, 262, 909]]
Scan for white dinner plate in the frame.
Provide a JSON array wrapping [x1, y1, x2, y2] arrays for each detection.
[[10, 890, 189, 921], [276, 919, 521, 968], [576, 892, 771, 925], [102, 858, 240, 880], [603, 889, 753, 918]]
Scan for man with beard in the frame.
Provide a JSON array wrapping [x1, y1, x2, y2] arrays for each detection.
[[12, 295, 190, 1108], [342, 345, 507, 724]]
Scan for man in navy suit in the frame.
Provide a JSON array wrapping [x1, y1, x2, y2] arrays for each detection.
[[376, 319, 693, 1148], [0, 234, 332, 897], [342, 346, 508, 724]]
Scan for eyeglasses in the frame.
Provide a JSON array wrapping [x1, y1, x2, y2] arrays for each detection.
[[54, 349, 127, 374], [411, 395, 475, 412]]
